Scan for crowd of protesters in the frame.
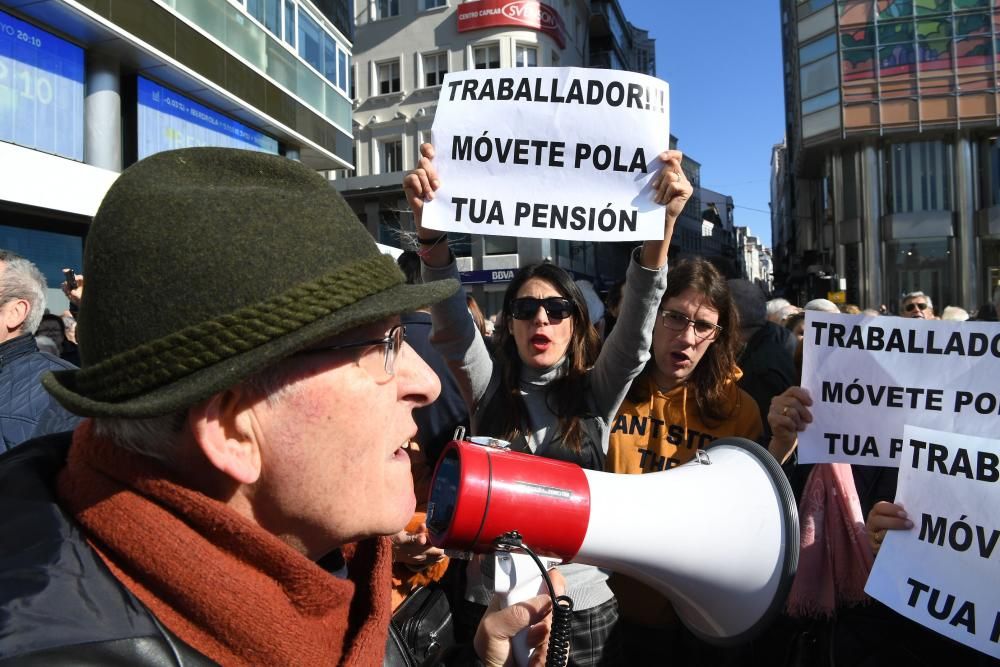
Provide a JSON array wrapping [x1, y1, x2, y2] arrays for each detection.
[[0, 143, 996, 666]]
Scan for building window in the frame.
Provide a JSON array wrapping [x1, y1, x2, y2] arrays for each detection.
[[338, 50, 349, 93], [885, 238, 952, 315], [799, 33, 836, 66], [283, 0, 296, 45], [422, 0, 446, 9], [376, 0, 399, 19], [886, 141, 952, 214], [474, 44, 500, 69], [322, 35, 337, 85], [380, 139, 403, 173], [800, 53, 838, 100], [516, 45, 537, 67], [423, 52, 448, 87], [247, 0, 281, 37], [377, 60, 401, 94], [297, 8, 322, 72]]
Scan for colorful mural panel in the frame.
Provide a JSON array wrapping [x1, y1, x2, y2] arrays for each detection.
[[840, 0, 874, 26]]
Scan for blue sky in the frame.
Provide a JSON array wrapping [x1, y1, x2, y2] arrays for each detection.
[[618, 0, 785, 248]]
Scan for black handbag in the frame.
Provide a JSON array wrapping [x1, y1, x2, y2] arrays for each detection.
[[390, 584, 455, 665]]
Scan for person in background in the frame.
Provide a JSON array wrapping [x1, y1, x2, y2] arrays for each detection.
[[405, 141, 692, 666], [61, 311, 78, 345], [607, 259, 765, 666], [0, 250, 80, 452], [939, 305, 969, 322], [600, 279, 626, 341], [900, 291, 936, 319], [33, 335, 61, 357], [766, 297, 792, 324], [784, 311, 806, 341], [841, 303, 862, 315], [728, 278, 796, 432], [0, 148, 557, 665], [36, 312, 80, 365], [804, 297, 841, 314]]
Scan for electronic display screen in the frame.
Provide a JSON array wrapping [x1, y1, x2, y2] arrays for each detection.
[[137, 76, 279, 158], [0, 9, 85, 161]]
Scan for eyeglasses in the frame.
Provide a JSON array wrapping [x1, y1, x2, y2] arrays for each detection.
[[905, 302, 928, 313], [295, 324, 406, 377], [509, 297, 575, 321], [660, 310, 722, 340]]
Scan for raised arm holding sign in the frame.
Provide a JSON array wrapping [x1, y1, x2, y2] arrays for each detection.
[[404, 143, 688, 271], [402, 138, 690, 665]]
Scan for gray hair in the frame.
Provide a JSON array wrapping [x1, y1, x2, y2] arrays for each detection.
[[0, 250, 47, 335], [91, 361, 304, 464], [902, 290, 933, 311], [765, 298, 791, 318], [940, 306, 969, 322]]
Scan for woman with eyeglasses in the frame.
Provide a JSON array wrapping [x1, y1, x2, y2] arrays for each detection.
[[403, 142, 692, 666], [604, 257, 762, 664]]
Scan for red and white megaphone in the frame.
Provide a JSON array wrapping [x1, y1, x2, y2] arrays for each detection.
[[426, 436, 799, 645]]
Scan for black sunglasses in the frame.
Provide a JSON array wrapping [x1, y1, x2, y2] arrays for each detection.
[[509, 297, 575, 321], [905, 301, 928, 312]]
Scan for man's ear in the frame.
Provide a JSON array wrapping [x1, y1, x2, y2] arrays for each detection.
[[2, 299, 30, 334], [188, 388, 261, 485]]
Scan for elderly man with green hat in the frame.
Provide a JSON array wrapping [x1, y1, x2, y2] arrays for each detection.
[[0, 148, 558, 665]]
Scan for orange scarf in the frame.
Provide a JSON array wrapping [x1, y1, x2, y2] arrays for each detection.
[[57, 421, 392, 666]]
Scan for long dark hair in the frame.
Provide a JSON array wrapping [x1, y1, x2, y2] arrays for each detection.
[[488, 263, 600, 452], [628, 257, 741, 425]]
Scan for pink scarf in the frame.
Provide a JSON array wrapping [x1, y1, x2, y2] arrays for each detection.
[[786, 463, 874, 618]]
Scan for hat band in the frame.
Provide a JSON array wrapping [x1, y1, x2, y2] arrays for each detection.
[[73, 254, 403, 403]]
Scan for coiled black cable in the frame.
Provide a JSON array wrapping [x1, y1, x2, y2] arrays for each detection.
[[544, 595, 573, 667], [493, 531, 574, 667]]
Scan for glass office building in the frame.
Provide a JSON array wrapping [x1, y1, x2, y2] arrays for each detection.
[[0, 0, 353, 311], [776, 0, 1000, 313]]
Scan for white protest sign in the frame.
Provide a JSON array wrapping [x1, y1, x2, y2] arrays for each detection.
[[799, 312, 1000, 466], [865, 425, 999, 659], [421, 67, 670, 242]]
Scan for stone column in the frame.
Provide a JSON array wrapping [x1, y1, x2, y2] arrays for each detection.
[[84, 52, 121, 171], [954, 133, 977, 308], [859, 142, 883, 308]]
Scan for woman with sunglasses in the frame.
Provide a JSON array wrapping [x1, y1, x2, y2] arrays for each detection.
[[605, 257, 762, 664], [404, 142, 691, 666]]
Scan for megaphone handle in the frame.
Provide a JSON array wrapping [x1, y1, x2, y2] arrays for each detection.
[[493, 552, 550, 667]]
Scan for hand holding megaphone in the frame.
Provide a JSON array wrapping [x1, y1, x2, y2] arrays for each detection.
[[427, 436, 799, 649]]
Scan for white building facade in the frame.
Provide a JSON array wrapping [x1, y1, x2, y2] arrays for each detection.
[[336, 0, 652, 314]]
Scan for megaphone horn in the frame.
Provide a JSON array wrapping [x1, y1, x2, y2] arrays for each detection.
[[427, 437, 799, 644]]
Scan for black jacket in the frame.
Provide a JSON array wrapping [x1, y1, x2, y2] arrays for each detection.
[[0, 335, 80, 453], [0, 433, 214, 665], [737, 322, 797, 441]]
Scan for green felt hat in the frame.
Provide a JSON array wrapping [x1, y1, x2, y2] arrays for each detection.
[[43, 148, 457, 417]]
